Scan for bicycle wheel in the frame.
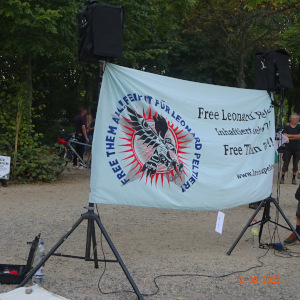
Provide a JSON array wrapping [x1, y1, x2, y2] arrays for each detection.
[[84, 148, 92, 169], [57, 147, 73, 173], [57, 147, 68, 166]]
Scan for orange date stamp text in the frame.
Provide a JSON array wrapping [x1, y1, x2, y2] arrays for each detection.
[[236, 276, 280, 284]]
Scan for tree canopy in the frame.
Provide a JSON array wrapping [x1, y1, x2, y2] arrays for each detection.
[[0, 0, 299, 181]]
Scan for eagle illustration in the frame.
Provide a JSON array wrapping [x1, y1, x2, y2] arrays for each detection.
[[127, 107, 184, 178]]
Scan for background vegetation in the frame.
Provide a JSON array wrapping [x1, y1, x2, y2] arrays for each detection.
[[0, 0, 299, 182]]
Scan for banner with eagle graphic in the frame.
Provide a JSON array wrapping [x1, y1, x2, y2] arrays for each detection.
[[89, 63, 275, 210]]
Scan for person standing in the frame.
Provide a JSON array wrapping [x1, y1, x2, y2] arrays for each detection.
[[87, 111, 96, 144], [284, 184, 300, 244], [281, 113, 300, 185], [73, 108, 89, 169]]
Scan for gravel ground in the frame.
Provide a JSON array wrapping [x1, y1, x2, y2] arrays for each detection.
[[0, 162, 300, 300]]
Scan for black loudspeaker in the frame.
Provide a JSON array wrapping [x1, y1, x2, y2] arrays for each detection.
[[254, 50, 293, 91], [77, 0, 124, 63]]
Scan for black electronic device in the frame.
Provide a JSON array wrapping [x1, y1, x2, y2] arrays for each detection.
[[77, 0, 124, 63], [254, 50, 293, 91]]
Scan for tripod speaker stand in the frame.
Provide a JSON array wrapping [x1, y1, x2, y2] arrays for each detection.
[[227, 196, 300, 255], [17, 203, 144, 300]]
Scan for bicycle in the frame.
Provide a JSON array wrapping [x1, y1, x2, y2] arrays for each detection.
[[57, 126, 92, 171]]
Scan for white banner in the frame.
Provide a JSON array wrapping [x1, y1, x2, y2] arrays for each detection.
[[89, 63, 275, 210]]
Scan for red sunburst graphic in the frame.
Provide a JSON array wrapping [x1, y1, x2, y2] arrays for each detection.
[[118, 106, 193, 187]]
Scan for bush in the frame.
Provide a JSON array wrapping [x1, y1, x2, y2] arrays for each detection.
[[0, 140, 66, 183], [0, 82, 66, 183], [12, 145, 66, 183]]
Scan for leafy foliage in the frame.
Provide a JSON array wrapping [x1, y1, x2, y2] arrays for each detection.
[[12, 145, 65, 183], [0, 0, 299, 183], [0, 81, 65, 181]]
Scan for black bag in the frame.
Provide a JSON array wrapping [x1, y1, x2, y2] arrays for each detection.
[[0, 235, 40, 284], [77, 0, 124, 63]]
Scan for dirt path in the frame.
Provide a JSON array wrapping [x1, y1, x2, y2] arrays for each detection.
[[1, 164, 300, 300]]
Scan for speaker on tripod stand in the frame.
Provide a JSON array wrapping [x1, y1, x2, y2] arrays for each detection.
[[77, 0, 124, 63], [254, 49, 293, 92], [249, 50, 293, 210]]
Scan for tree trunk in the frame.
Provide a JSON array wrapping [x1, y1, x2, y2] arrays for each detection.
[[21, 53, 33, 115], [236, 25, 247, 89], [287, 97, 292, 118], [84, 74, 92, 111], [12, 53, 32, 179], [12, 101, 22, 180], [237, 52, 246, 88]]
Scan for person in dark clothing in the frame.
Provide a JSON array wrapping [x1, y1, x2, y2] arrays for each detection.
[[87, 119, 95, 143], [281, 113, 300, 185], [73, 108, 89, 169], [87, 110, 96, 144], [284, 184, 300, 244]]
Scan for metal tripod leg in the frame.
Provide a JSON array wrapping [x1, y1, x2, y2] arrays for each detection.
[[272, 198, 300, 241], [227, 197, 300, 255], [17, 215, 85, 287], [85, 217, 99, 268], [256, 198, 300, 243], [94, 214, 144, 300], [258, 200, 271, 242], [17, 206, 144, 300], [227, 200, 265, 255]]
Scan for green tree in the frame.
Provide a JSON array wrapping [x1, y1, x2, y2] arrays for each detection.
[[1, 0, 299, 181], [169, 0, 297, 88], [0, 0, 82, 180], [279, 7, 300, 114]]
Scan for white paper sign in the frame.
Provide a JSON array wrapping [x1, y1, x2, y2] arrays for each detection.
[[275, 131, 289, 150], [215, 211, 225, 234], [0, 155, 11, 180]]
